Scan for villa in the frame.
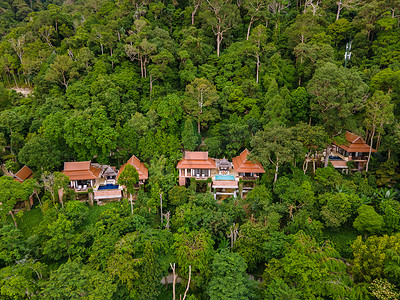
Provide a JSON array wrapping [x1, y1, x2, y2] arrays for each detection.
[[62, 161, 122, 204], [328, 131, 376, 173], [177, 150, 265, 199], [62, 155, 149, 204]]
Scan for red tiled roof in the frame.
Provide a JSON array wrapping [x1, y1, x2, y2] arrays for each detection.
[[177, 151, 216, 169], [212, 180, 239, 188], [62, 161, 101, 180], [232, 149, 265, 174], [118, 155, 148, 181], [334, 131, 377, 153], [94, 189, 122, 200], [14, 165, 33, 182], [330, 160, 348, 168], [185, 151, 208, 160], [64, 161, 91, 171]]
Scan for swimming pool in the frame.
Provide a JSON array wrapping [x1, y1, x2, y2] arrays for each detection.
[[215, 175, 235, 181], [98, 184, 120, 190]]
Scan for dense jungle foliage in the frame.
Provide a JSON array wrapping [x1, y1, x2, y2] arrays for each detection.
[[1, 0, 400, 298]]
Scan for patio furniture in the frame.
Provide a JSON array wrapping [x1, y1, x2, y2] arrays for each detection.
[[83, 184, 87, 190], [77, 185, 82, 191]]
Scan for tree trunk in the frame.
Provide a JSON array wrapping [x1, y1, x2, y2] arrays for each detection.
[[171, 263, 177, 300], [274, 159, 279, 183], [129, 193, 134, 215], [101, 43, 104, 55], [303, 152, 310, 174], [160, 193, 163, 225], [140, 57, 144, 78], [192, 4, 200, 25], [247, 19, 254, 40], [366, 125, 375, 172], [324, 146, 330, 168], [182, 266, 191, 300], [376, 129, 382, 150], [313, 156, 316, 174], [9, 210, 17, 228], [216, 33, 221, 57], [12, 72, 18, 88], [256, 54, 260, 84], [336, 1, 341, 20], [149, 74, 153, 95], [197, 116, 201, 134]]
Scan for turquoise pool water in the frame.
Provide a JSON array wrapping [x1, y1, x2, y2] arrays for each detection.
[[215, 175, 235, 180]]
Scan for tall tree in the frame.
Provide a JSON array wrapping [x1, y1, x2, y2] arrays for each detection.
[[124, 20, 156, 78], [244, 0, 267, 40], [0, 176, 32, 227], [203, 0, 241, 57], [242, 25, 269, 83], [173, 229, 215, 289], [364, 91, 394, 172], [117, 164, 139, 215], [336, 0, 360, 20], [41, 171, 70, 208], [250, 126, 303, 182], [44, 55, 78, 89], [191, 0, 203, 25], [184, 78, 219, 134]]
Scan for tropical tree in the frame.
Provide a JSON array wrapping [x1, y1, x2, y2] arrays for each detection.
[[44, 55, 78, 89], [207, 250, 255, 299], [202, 0, 241, 57], [117, 164, 139, 215], [184, 78, 219, 134], [250, 126, 303, 182], [0, 176, 33, 227], [173, 229, 215, 289], [364, 91, 394, 172]]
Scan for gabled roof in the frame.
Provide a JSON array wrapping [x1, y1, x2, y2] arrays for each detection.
[[118, 155, 148, 181], [334, 131, 377, 153], [232, 149, 265, 174], [177, 151, 216, 169], [100, 165, 118, 178], [14, 165, 33, 182], [216, 157, 232, 169], [62, 161, 102, 180]]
